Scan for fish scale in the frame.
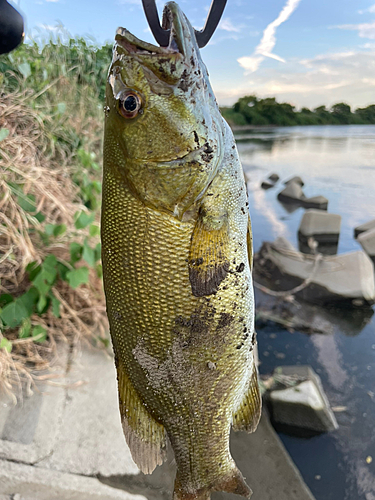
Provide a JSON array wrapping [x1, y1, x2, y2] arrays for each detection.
[[102, 2, 261, 498]]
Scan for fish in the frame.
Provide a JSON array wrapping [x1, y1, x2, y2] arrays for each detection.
[[101, 2, 261, 498]]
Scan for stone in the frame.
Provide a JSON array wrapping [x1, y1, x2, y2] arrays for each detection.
[[254, 237, 375, 305], [357, 228, 375, 263], [277, 182, 305, 203], [269, 173, 280, 183], [299, 210, 341, 241], [284, 176, 304, 186], [269, 365, 338, 433], [354, 219, 375, 238], [0, 459, 146, 500], [298, 210, 341, 254], [301, 196, 328, 210], [261, 180, 275, 189]]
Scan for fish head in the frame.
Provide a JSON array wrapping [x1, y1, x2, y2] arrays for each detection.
[[104, 1, 225, 217]]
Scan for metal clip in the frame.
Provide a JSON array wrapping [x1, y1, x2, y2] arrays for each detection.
[[141, 0, 227, 48]]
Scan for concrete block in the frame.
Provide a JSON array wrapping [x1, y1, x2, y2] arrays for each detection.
[[37, 347, 139, 477], [354, 218, 375, 238], [0, 459, 146, 500], [299, 210, 341, 240], [284, 176, 304, 186], [256, 238, 375, 305], [277, 182, 305, 203], [0, 347, 68, 465], [269, 173, 280, 183], [302, 196, 328, 210], [269, 366, 338, 433], [358, 228, 375, 262]]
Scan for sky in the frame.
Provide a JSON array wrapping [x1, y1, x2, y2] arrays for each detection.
[[13, 0, 375, 109]]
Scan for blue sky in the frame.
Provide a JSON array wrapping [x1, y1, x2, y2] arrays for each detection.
[[14, 0, 375, 109]]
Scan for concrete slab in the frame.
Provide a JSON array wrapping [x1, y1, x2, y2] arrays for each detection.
[[284, 176, 304, 186], [298, 210, 341, 240], [0, 459, 146, 500], [0, 347, 68, 465], [37, 347, 139, 477], [358, 228, 375, 262], [354, 218, 375, 238]]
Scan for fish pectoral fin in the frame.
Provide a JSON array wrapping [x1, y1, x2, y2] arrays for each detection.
[[247, 214, 253, 272], [232, 366, 261, 433], [173, 467, 252, 499], [188, 207, 230, 297], [116, 358, 167, 474]]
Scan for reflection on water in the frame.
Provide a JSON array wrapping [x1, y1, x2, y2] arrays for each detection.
[[238, 125, 375, 500]]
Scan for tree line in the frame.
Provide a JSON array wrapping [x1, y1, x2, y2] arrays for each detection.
[[221, 95, 375, 127]]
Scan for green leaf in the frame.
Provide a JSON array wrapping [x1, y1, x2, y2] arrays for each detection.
[[94, 242, 101, 262], [70, 242, 83, 264], [0, 128, 9, 142], [66, 267, 89, 289], [32, 325, 47, 343], [96, 263, 103, 279], [33, 272, 50, 296], [51, 296, 61, 318], [57, 262, 69, 281], [26, 261, 41, 281], [82, 241, 96, 267], [18, 62, 31, 79], [89, 224, 100, 237], [17, 194, 36, 213], [37, 294, 47, 313], [74, 211, 95, 229], [44, 224, 55, 236], [0, 300, 29, 328], [19, 318, 31, 338], [0, 294, 13, 308], [0, 338, 12, 353], [18, 287, 39, 315], [34, 212, 45, 223], [45, 224, 66, 237]]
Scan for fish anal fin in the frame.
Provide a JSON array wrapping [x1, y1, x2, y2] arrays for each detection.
[[232, 366, 261, 433], [188, 207, 229, 297], [173, 468, 252, 499], [116, 358, 166, 474]]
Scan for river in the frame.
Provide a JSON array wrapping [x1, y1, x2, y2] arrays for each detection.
[[237, 125, 375, 500]]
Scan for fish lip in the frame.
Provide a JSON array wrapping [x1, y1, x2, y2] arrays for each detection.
[[115, 2, 187, 56]]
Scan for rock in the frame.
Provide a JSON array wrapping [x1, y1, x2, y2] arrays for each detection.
[[269, 365, 338, 433], [254, 237, 375, 306], [357, 228, 375, 263], [298, 210, 341, 254], [269, 173, 280, 183], [277, 182, 305, 203], [354, 219, 375, 238], [301, 195, 328, 210], [284, 176, 304, 187], [261, 180, 275, 189], [261, 173, 280, 189]]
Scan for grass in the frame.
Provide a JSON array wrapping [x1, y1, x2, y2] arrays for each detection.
[[0, 35, 112, 400]]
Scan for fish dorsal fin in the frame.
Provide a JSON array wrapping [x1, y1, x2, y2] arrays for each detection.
[[188, 206, 230, 297], [232, 365, 261, 433], [116, 357, 167, 474]]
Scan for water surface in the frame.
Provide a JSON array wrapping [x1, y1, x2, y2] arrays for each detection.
[[237, 125, 375, 500]]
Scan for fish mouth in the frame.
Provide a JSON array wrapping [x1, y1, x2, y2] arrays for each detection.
[[130, 142, 215, 167], [115, 2, 189, 57]]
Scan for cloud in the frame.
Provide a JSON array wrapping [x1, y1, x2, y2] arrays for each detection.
[[214, 49, 375, 109], [335, 21, 375, 39], [238, 0, 302, 73], [219, 18, 242, 33], [358, 4, 375, 14]]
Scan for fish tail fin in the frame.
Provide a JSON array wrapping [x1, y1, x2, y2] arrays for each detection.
[[173, 467, 252, 499]]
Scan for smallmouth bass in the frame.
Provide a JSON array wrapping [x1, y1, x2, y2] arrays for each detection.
[[101, 3, 261, 498]]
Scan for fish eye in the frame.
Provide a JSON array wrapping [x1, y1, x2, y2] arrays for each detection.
[[118, 91, 142, 119]]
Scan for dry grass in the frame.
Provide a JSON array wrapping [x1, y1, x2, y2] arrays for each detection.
[[0, 79, 108, 400]]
